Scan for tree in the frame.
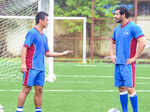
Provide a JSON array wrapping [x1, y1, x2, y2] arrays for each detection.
[[54, 0, 120, 36]]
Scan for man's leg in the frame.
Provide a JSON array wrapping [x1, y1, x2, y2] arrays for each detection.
[[16, 86, 32, 112], [128, 88, 138, 112], [34, 86, 43, 112], [115, 65, 128, 112], [119, 87, 128, 112]]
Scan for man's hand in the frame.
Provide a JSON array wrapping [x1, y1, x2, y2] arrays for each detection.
[[62, 50, 72, 55], [21, 63, 27, 73], [111, 55, 116, 64], [126, 57, 137, 65], [45, 50, 72, 57]]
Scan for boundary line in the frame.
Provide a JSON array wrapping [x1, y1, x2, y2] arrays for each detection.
[[1, 74, 150, 80], [0, 89, 150, 93], [56, 75, 150, 79]]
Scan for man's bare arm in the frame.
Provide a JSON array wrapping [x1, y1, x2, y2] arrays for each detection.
[[21, 46, 27, 73], [110, 39, 116, 64], [126, 37, 146, 64]]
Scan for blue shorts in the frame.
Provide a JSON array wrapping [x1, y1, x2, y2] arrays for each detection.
[[114, 64, 136, 88], [22, 69, 45, 87]]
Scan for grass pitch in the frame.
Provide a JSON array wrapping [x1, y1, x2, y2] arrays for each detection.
[[0, 62, 150, 112]]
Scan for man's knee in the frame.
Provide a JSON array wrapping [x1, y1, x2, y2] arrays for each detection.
[[127, 87, 136, 94], [37, 88, 43, 94], [35, 86, 43, 95], [119, 86, 127, 92], [23, 86, 32, 94]]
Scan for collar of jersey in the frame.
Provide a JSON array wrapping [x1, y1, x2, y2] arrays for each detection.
[[34, 27, 44, 34], [121, 21, 130, 28]]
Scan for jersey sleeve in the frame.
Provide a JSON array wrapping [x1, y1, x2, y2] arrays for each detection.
[[24, 31, 35, 48], [131, 24, 144, 39], [112, 29, 116, 41], [45, 36, 49, 53]]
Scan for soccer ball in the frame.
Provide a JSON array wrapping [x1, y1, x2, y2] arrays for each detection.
[[107, 108, 120, 112], [0, 104, 4, 112], [45, 74, 56, 83]]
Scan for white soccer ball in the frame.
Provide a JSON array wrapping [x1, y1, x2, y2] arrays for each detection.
[[107, 108, 120, 112], [0, 104, 4, 112], [45, 74, 56, 83]]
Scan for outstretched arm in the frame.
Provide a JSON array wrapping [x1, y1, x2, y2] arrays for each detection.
[[126, 37, 146, 64], [110, 39, 116, 64], [45, 50, 72, 57]]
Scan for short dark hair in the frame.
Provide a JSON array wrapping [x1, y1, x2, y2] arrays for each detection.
[[35, 11, 48, 24], [115, 7, 130, 18]]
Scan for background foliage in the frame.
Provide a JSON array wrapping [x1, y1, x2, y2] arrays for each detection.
[[54, 0, 120, 35]]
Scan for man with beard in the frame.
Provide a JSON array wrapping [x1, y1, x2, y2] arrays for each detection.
[[110, 7, 146, 112]]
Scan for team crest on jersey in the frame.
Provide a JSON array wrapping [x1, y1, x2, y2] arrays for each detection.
[[124, 32, 129, 35]]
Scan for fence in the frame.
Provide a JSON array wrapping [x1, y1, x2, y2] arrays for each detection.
[[0, 0, 150, 62], [90, 0, 150, 62]]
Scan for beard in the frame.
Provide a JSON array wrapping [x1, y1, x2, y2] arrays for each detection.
[[116, 19, 122, 23], [43, 24, 48, 28]]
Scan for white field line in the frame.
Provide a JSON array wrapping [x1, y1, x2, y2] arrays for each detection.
[[56, 74, 150, 80], [0, 89, 150, 93], [46, 81, 150, 85], [1, 74, 150, 80], [136, 82, 150, 85], [74, 64, 97, 67], [56, 75, 113, 78], [55, 62, 150, 68], [55, 62, 113, 67], [136, 76, 150, 79]]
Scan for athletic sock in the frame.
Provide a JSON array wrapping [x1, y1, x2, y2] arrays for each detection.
[[120, 91, 128, 112], [16, 106, 23, 112], [35, 107, 42, 112], [130, 92, 138, 112]]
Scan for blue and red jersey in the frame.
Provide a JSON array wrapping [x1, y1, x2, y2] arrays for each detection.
[[112, 21, 144, 64], [24, 27, 49, 71]]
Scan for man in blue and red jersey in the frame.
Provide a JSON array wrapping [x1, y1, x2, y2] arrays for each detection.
[[110, 7, 146, 112], [16, 11, 72, 112]]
